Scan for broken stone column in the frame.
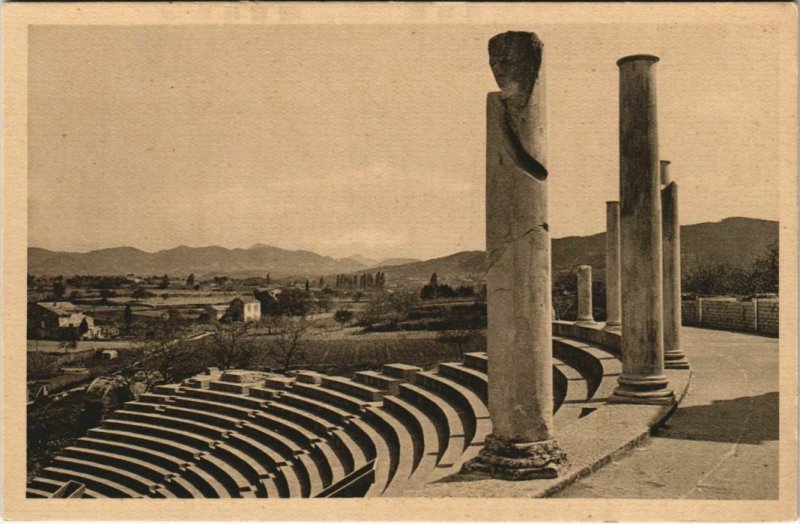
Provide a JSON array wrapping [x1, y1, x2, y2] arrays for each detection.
[[661, 160, 690, 369], [610, 55, 674, 405], [604, 201, 622, 331], [576, 265, 595, 325], [462, 31, 567, 479]]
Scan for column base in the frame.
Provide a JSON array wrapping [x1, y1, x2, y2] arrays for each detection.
[[461, 434, 569, 480], [664, 351, 690, 369], [575, 318, 597, 326], [608, 373, 674, 405], [603, 321, 622, 332]]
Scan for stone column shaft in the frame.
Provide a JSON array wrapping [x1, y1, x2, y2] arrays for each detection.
[[611, 54, 673, 405], [661, 161, 690, 369], [576, 265, 595, 324], [463, 31, 567, 480], [605, 201, 622, 331]]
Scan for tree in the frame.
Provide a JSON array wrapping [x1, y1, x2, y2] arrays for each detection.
[[127, 329, 202, 387], [132, 286, 152, 299], [267, 316, 312, 373], [52, 281, 66, 301], [266, 273, 271, 285], [207, 322, 258, 370], [78, 318, 90, 338], [158, 274, 170, 290], [437, 308, 481, 359], [305, 279, 310, 293], [750, 242, 779, 294], [316, 296, 333, 313], [186, 273, 195, 288], [333, 307, 354, 328]]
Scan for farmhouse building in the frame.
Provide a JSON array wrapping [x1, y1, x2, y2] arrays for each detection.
[[228, 296, 261, 322], [28, 302, 100, 340]]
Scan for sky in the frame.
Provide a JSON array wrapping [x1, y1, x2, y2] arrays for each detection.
[[28, 23, 780, 261]]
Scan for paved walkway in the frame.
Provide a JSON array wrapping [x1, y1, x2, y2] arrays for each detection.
[[557, 327, 779, 499]]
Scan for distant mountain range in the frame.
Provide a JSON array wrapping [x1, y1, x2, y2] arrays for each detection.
[[356, 217, 779, 285], [28, 217, 777, 282], [27, 244, 420, 278]]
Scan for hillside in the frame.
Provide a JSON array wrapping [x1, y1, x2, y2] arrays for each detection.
[[27, 244, 410, 278], [359, 217, 779, 285], [28, 217, 777, 282]]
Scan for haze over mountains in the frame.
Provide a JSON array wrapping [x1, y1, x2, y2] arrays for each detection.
[[28, 217, 777, 281]]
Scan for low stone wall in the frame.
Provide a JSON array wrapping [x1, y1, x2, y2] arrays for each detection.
[[681, 297, 778, 337], [552, 321, 621, 354]]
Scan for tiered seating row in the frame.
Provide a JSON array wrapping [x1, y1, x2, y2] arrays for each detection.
[[30, 334, 619, 498]]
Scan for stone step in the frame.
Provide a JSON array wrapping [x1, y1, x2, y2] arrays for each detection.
[[171, 396, 257, 420], [382, 363, 422, 381], [196, 453, 254, 497], [52, 455, 159, 495], [310, 440, 347, 490], [214, 442, 272, 485], [26, 488, 53, 498], [381, 395, 440, 471], [41, 466, 142, 498], [162, 475, 203, 498], [328, 427, 368, 475], [62, 446, 171, 484], [554, 359, 590, 403], [361, 406, 420, 496], [181, 463, 231, 498], [345, 417, 389, 497], [277, 391, 357, 425], [153, 384, 181, 396], [321, 375, 385, 402], [462, 352, 488, 372], [398, 383, 466, 467], [414, 371, 490, 445], [162, 404, 243, 429], [226, 433, 302, 497], [265, 402, 341, 439], [436, 362, 488, 403], [353, 370, 404, 395], [254, 412, 323, 447], [88, 426, 202, 460], [138, 392, 173, 404], [263, 375, 296, 390], [292, 382, 379, 413], [209, 381, 254, 395], [102, 418, 216, 451], [77, 436, 187, 471], [180, 386, 268, 410], [113, 410, 230, 441], [239, 421, 306, 460]]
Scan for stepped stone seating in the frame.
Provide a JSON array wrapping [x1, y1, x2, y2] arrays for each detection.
[[30, 329, 623, 498]]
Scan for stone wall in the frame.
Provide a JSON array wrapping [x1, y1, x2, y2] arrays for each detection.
[[681, 298, 778, 337]]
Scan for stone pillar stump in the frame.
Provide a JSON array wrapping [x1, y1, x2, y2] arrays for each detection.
[[576, 265, 595, 325], [462, 31, 568, 480], [661, 160, 690, 369], [605, 201, 622, 331]]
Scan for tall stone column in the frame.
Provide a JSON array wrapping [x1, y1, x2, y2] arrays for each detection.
[[661, 161, 690, 369], [604, 201, 622, 331], [462, 31, 568, 479], [576, 265, 595, 325], [610, 55, 674, 405]]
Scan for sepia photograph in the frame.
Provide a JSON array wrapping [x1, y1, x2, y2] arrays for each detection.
[[3, 2, 797, 521]]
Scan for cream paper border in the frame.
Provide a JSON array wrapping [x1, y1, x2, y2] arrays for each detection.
[[3, 2, 797, 521]]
